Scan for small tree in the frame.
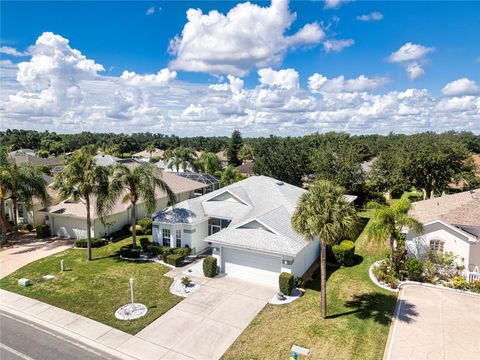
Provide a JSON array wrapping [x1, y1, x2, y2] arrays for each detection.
[[52, 150, 110, 261], [227, 130, 243, 167], [292, 180, 358, 318], [99, 163, 176, 249]]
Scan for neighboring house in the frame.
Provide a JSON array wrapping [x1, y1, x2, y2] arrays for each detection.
[[153, 175, 356, 286], [236, 160, 255, 177], [405, 189, 480, 271], [132, 148, 165, 160], [93, 154, 121, 167], [173, 172, 221, 194], [216, 151, 228, 168], [8, 151, 64, 169], [3, 176, 60, 227], [42, 172, 207, 239]]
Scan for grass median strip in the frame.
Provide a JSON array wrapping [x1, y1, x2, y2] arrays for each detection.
[[0, 237, 182, 335]]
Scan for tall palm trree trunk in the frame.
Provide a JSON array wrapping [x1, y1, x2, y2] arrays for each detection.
[[320, 240, 327, 319], [85, 196, 93, 261], [131, 201, 137, 249], [12, 196, 18, 232]]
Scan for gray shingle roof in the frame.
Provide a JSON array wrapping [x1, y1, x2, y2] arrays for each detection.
[[154, 175, 356, 256], [411, 189, 480, 229]]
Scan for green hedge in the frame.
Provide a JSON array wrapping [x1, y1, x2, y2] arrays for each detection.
[[139, 237, 152, 252], [36, 224, 50, 238], [203, 256, 217, 278], [279, 272, 294, 295], [120, 245, 141, 259], [166, 253, 185, 267], [332, 240, 356, 266], [405, 258, 424, 281], [173, 247, 191, 257], [75, 238, 108, 248]]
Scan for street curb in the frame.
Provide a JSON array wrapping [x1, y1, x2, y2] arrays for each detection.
[[0, 302, 136, 360]]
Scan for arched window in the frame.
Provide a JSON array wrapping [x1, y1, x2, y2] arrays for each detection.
[[429, 239, 444, 252]]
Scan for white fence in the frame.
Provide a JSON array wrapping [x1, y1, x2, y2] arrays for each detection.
[[463, 269, 480, 283]]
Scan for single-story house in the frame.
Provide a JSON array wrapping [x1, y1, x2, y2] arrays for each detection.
[[153, 175, 356, 286], [215, 151, 228, 168], [236, 160, 255, 177], [8, 150, 64, 169], [132, 148, 165, 160], [172, 172, 221, 194], [42, 171, 207, 239], [3, 176, 60, 227], [405, 189, 480, 271]]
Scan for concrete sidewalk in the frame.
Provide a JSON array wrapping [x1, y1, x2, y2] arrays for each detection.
[[0, 289, 177, 360]]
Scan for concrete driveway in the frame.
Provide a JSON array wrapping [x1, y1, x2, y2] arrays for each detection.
[[384, 284, 480, 360], [136, 275, 277, 360], [0, 237, 74, 278]]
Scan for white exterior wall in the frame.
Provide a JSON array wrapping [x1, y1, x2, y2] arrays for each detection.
[[406, 222, 473, 268], [152, 219, 209, 254], [468, 242, 480, 271], [93, 211, 130, 238]]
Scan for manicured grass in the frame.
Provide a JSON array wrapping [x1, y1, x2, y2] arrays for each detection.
[[0, 237, 181, 334], [222, 215, 395, 360]]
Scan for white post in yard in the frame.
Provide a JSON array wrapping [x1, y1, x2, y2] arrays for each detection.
[[130, 275, 135, 310], [60, 260, 64, 272]]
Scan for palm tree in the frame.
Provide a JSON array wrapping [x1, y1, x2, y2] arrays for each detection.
[[164, 147, 198, 172], [216, 166, 245, 186], [145, 143, 156, 159], [52, 150, 110, 261], [292, 180, 358, 318], [199, 152, 221, 175], [366, 198, 422, 266], [100, 163, 176, 249], [0, 148, 48, 233]]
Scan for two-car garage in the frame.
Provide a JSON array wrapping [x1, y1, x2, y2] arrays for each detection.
[[221, 247, 282, 286]]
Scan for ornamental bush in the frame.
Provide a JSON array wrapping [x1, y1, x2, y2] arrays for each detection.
[[136, 218, 152, 232], [332, 240, 356, 266], [203, 256, 217, 278], [75, 238, 108, 248], [139, 237, 152, 252], [279, 272, 294, 295], [36, 224, 50, 238], [405, 258, 424, 281], [120, 245, 140, 259], [166, 253, 184, 267], [451, 276, 469, 290], [173, 247, 192, 257], [129, 224, 143, 235]]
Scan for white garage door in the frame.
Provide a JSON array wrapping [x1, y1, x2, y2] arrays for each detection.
[[52, 216, 88, 239], [222, 247, 281, 286]]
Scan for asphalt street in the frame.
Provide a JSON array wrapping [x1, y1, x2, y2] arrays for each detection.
[[0, 311, 119, 360]]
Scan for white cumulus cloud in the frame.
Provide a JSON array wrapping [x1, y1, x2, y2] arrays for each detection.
[[120, 68, 176, 87], [356, 12, 383, 21], [324, 0, 351, 9], [442, 78, 479, 97], [258, 68, 299, 90], [388, 42, 434, 80], [168, 0, 324, 76], [0, 46, 30, 57], [308, 73, 389, 93], [323, 39, 354, 53]]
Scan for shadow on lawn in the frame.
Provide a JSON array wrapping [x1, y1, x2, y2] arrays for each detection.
[[328, 293, 418, 325]]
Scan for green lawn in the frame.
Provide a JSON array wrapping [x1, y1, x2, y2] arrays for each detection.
[[0, 237, 182, 334], [222, 215, 395, 360]]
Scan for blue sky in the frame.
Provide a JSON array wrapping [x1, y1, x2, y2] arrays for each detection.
[[1, 1, 479, 135]]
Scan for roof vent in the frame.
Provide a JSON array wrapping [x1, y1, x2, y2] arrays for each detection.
[[276, 181, 284, 186]]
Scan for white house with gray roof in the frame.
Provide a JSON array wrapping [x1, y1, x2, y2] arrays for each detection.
[[153, 175, 356, 286], [405, 189, 480, 272]]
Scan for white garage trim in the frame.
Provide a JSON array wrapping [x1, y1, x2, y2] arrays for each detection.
[[221, 246, 281, 286]]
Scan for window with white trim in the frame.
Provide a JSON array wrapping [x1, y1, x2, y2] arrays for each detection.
[[208, 218, 231, 235], [175, 229, 181, 248], [162, 229, 171, 247], [430, 239, 444, 252]]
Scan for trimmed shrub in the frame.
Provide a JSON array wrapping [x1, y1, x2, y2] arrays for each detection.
[[332, 240, 356, 266], [139, 237, 151, 252], [405, 258, 424, 281], [120, 245, 140, 259], [161, 247, 174, 262], [148, 245, 162, 256], [451, 276, 469, 290], [203, 256, 217, 278], [173, 247, 192, 257], [18, 223, 33, 231], [75, 238, 108, 248], [36, 224, 50, 238], [129, 224, 143, 235], [279, 272, 294, 295], [144, 228, 152, 235], [136, 218, 152, 232], [166, 253, 184, 267]]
